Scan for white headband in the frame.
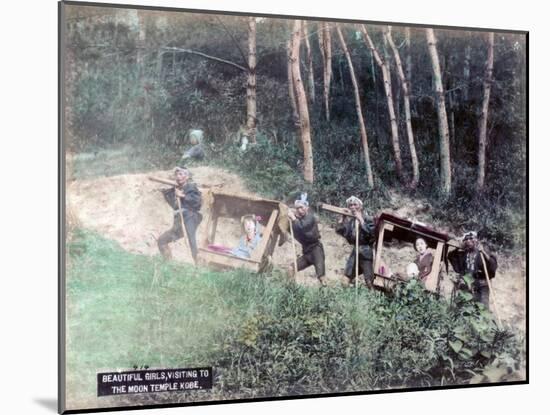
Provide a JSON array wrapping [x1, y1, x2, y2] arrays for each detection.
[[294, 192, 309, 208], [345, 196, 363, 207], [462, 231, 478, 241]]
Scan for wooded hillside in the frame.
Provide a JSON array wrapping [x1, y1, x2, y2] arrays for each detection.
[[64, 6, 527, 248]]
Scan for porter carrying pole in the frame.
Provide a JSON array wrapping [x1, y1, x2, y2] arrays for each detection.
[[175, 190, 192, 257], [480, 252, 503, 327], [289, 218, 299, 278], [355, 219, 359, 292]]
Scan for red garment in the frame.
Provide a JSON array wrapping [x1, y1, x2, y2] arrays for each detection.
[[415, 252, 434, 281], [207, 244, 233, 254]]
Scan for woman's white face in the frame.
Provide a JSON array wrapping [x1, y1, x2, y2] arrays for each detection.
[[244, 220, 256, 234], [416, 238, 427, 254]]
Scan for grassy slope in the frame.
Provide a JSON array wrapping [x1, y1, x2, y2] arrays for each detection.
[[65, 229, 293, 406], [65, 229, 523, 410]]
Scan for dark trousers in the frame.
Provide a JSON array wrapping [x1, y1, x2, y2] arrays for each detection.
[[296, 243, 325, 278], [344, 248, 374, 287], [473, 283, 490, 308], [453, 278, 490, 308], [158, 211, 202, 261]]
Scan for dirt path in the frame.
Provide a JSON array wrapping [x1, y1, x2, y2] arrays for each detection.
[[67, 167, 526, 332]]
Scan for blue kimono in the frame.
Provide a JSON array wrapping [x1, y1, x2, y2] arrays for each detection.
[[231, 230, 262, 259]]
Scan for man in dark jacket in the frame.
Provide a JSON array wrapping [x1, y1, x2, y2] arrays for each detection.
[[335, 196, 376, 288], [158, 166, 202, 262], [447, 231, 498, 307], [287, 193, 327, 286]]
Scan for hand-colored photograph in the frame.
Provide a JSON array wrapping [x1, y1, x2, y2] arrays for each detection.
[[59, 1, 527, 412]]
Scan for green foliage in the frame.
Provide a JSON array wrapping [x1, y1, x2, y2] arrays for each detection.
[[207, 124, 393, 216], [211, 134, 305, 201], [212, 279, 522, 397], [66, 230, 523, 404], [65, 10, 526, 249]]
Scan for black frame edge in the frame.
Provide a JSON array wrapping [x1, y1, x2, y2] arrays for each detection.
[[59, 1, 67, 413], [57, 1, 529, 413]]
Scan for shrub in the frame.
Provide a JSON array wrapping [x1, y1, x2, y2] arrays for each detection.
[[211, 280, 522, 398]]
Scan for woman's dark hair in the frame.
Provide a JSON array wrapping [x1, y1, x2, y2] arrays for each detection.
[[414, 237, 428, 252]]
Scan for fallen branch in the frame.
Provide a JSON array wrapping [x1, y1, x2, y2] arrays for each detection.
[[162, 47, 248, 72]]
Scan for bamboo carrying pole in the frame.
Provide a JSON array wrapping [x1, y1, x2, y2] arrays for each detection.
[[289, 218, 299, 278], [479, 252, 503, 327], [148, 176, 224, 189], [355, 219, 359, 292], [318, 202, 354, 217], [175, 190, 191, 257], [149, 176, 177, 187]]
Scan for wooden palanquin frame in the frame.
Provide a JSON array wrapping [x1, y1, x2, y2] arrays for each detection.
[[197, 189, 287, 272], [372, 213, 450, 292]]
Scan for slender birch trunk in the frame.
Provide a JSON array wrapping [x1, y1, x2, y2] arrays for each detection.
[[287, 39, 300, 124], [303, 21, 315, 103], [360, 25, 404, 182], [172, 51, 176, 78], [336, 25, 374, 188], [464, 41, 471, 102], [318, 22, 333, 121], [447, 53, 456, 149], [426, 28, 452, 196], [476, 32, 495, 191], [405, 27, 412, 87], [291, 20, 314, 183], [370, 49, 383, 150], [385, 26, 420, 188], [318, 22, 326, 87], [449, 90, 456, 149], [246, 17, 257, 143], [136, 10, 146, 67]]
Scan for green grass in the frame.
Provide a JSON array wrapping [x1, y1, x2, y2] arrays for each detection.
[[65, 229, 293, 405], [65, 229, 524, 408]]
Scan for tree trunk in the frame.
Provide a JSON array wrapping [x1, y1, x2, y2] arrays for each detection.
[[136, 10, 146, 67], [318, 22, 333, 121], [246, 17, 257, 143], [449, 90, 456, 149], [476, 32, 495, 191], [447, 53, 456, 150], [464, 42, 471, 102], [172, 51, 176, 78], [336, 25, 374, 188], [360, 25, 404, 182], [405, 27, 412, 87], [302, 21, 315, 103], [385, 26, 420, 188], [395, 71, 401, 131], [287, 39, 300, 124], [290, 20, 314, 183], [318, 22, 325, 83], [338, 57, 345, 90], [426, 28, 452, 196], [370, 49, 383, 150], [156, 52, 164, 79]]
